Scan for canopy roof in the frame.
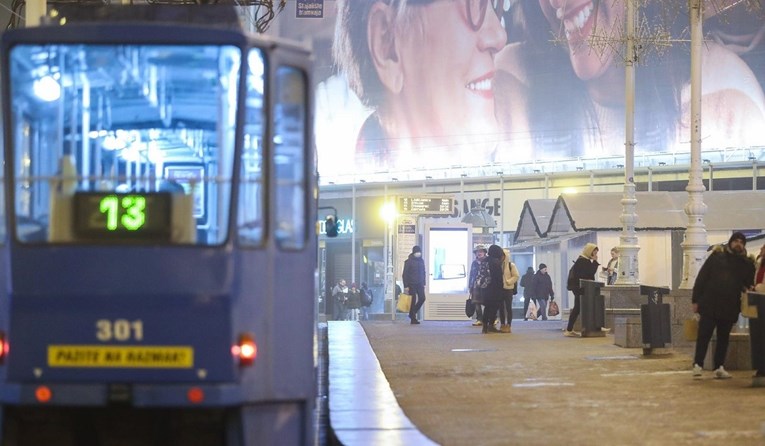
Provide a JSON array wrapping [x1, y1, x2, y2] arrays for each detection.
[[522, 191, 765, 239], [513, 199, 557, 242]]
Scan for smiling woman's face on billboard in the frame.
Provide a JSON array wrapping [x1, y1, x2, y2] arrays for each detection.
[[389, 1, 505, 153]]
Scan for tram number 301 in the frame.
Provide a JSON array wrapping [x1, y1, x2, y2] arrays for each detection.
[[96, 319, 144, 342]]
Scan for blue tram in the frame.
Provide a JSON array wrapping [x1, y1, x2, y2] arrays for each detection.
[[0, 6, 320, 445]]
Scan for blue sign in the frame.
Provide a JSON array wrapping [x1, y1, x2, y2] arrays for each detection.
[[296, 0, 323, 18]]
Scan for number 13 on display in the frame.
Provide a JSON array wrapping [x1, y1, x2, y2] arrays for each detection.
[[99, 195, 146, 231]]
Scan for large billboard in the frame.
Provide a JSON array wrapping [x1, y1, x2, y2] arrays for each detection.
[[285, 0, 765, 180]]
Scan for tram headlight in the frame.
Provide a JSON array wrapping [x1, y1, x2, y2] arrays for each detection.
[[232, 333, 257, 366]]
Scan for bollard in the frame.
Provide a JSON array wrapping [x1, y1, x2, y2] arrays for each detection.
[[580, 279, 606, 337], [639, 285, 672, 355], [747, 291, 765, 387]]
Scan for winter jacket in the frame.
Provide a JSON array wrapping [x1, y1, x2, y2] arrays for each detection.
[[503, 260, 520, 292], [520, 271, 535, 297], [569, 256, 600, 295], [532, 271, 554, 300], [483, 245, 505, 304], [469, 259, 480, 290], [692, 244, 755, 322], [403, 254, 427, 288]]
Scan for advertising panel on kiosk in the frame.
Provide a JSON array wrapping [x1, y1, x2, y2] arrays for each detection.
[[422, 223, 472, 321]]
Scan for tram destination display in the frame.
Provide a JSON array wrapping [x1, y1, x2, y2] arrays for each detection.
[[73, 192, 172, 241], [398, 196, 452, 215]]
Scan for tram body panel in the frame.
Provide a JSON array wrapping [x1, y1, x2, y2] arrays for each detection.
[[0, 7, 317, 443]]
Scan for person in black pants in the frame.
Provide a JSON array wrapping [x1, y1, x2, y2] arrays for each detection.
[[520, 267, 536, 321], [565, 243, 599, 337], [481, 245, 506, 334], [692, 232, 755, 379], [403, 245, 427, 324]]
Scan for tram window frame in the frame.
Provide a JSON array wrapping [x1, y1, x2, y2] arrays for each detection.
[[7, 42, 241, 245], [236, 48, 267, 247], [273, 65, 308, 251]]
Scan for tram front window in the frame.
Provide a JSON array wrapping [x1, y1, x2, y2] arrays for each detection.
[[7, 43, 241, 244]]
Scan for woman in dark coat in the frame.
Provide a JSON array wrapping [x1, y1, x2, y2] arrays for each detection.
[[482, 245, 506, 333], [564, 243, 600, 336]]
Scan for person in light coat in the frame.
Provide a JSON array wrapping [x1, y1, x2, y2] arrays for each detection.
[[498, 248, 520, 333]]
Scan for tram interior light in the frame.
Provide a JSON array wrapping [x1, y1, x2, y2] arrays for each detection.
[[33, 75, 61, 102]]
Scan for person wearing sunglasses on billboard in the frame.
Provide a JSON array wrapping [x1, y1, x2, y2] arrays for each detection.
[[493, 0, 765, 161], [333, 0, 509, 173]]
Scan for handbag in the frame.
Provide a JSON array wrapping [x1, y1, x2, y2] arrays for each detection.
[[526, 299, 538, 320], [397, 293, 412, 313], [743, 284, 765, 318], [683, 315, 699, 341], [742, 291, 758, 319], [465, 297, 476, 318], [548, 299, 560, 317]]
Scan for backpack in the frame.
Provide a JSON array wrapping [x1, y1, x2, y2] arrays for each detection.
[[566, 263, 578, 291], [511, 262, 519, 295], [361, 289, 373, 307], [475, 260, 492, 289]]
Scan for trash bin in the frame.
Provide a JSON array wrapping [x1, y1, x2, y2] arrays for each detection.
[[747, 291, 765, 387], [639, 285, 671, 355], [580, 279, 605, 337]]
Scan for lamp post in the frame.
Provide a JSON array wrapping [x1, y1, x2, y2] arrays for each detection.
[[680, 0, 708, 289], [615, 0, 639, 285], [380, 198, 398, 316]]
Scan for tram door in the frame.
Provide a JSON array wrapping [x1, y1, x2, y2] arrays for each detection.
[[422, 223, 472, 320]]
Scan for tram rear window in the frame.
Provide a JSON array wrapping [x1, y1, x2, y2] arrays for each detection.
[[73, 192, 172, 242]]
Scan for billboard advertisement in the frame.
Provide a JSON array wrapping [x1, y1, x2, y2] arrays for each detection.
[[291, 0, 765, 180]]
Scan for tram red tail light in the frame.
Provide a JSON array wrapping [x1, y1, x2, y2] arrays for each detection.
[[187, 387, 205, 404], [35, 386, 52, 403], [232, 333, 257, 366], [0, 331, 7, 364]]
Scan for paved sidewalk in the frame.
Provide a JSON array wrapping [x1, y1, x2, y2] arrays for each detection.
[[359, 320, 765, 446]]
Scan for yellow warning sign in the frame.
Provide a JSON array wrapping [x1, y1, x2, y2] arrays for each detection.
[[48, 345, 193, 368]]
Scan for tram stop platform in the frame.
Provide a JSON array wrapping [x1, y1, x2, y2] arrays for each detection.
[[327, 320, 765, 446]]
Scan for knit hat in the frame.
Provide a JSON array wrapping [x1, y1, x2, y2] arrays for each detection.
[[729, 232, 747, 246], [582, 243, 598, 258], [412, 245, 422, 254], [473, 245, 487, 253], [539, 263, 547, 270]]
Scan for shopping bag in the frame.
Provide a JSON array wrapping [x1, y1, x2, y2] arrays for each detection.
[[465, 297, 476, 318], [743, 284, 765, 319], [683, 316, 699, 341], [548, 299, 560, 317], [397, 293, 412, 313], [741, 291, 758, 319], [526, 299, 538, 320]]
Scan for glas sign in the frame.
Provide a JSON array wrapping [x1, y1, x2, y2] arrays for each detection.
[[74, 192, 172, 241], [398, 196, 453, 215]]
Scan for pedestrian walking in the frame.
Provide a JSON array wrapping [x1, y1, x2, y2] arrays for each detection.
[[403, 245, 427, 325], [692, 232, 755, 379], [532, 263, 554, 321], [520, 267, 536, 321]]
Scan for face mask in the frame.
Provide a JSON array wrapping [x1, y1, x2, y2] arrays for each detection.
[[414, 252, 421, 258]]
